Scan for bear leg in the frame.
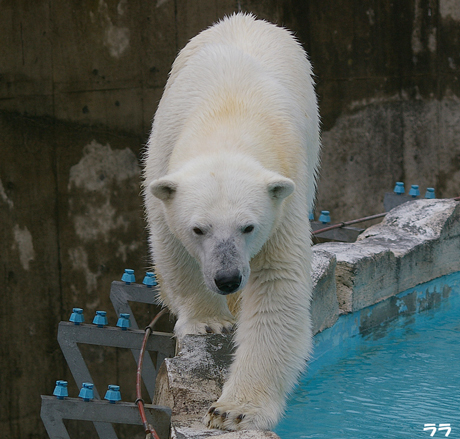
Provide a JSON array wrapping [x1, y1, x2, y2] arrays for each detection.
[[204, 249, 313, 431]]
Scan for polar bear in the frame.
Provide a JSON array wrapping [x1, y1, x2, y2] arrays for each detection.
[[143, 13, 320, 431]]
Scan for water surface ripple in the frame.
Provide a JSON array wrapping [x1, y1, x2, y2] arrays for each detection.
[[275, 283, 460, 439]]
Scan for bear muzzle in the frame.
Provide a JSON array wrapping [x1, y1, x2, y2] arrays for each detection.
[[214, 270, 242, 295]]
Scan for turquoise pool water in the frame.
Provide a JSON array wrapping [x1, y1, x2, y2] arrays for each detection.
[[275, 272, 460, 439]]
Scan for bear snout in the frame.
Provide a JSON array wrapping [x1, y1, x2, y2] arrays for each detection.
[[214, 270, 242, 295]]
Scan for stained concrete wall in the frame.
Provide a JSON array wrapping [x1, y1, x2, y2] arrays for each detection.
[[1, 1, 460, 438], [0, 113, 156, 438], [312, 0, 460, 220], [2, 0, 459, 219]]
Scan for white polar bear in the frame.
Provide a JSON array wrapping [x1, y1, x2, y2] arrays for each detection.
[[143, 13, 320, 431]]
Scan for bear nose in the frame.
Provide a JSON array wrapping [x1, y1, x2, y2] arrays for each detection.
[[214, 271, 242, 295]]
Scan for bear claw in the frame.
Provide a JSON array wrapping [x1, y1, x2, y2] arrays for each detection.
[[175, 316, 236, 338], [204, 399, 274, 431]]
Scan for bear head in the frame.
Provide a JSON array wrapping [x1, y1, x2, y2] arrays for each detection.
[[149, 154, 294, 295]]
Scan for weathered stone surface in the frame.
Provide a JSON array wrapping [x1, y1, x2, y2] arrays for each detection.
[[316, 199, 460, 313], [154, 334, 234, 417], [171, 425, 280, 439], [310, 248, 339, 334], [154, 334, 281, 438]]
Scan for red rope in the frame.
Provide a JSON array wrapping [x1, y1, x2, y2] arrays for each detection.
[[136, 308, 168, 439]]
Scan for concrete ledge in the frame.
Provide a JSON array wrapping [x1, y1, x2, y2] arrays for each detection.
[[171, 427, 281, 439], [154, 335, 233, 415], [310, 249, 339, 334], [154, 335, 239, 438], [316, 199, 460, 314], [312, 270, 460, 361], [154, 199, 460, 438]]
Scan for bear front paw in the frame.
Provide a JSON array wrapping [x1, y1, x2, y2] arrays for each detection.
[[203, 399, 277, 431], [175, 317, 236, 339]]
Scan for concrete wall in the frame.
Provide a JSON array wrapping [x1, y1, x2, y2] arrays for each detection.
[[308, 0, 460, 220], [0, 113, 155, 438], [1, 1, 460, 438], [2, 0, 460, 219]]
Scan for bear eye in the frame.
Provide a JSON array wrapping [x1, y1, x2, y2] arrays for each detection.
[[193, 227, 204, 236], [242, 225, 255, 234]]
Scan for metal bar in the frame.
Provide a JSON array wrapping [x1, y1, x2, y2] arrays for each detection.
[[312, 214, 385, 236], [57, 326, 119, 438], [109, 281, 170, 400], [311, 222, 366, 242], [57, 322, 174, 402], [110, 281, 161, 330], [383, 192, 415, 212], [58, 322, 174, 354], [40, 396, 171, 439]]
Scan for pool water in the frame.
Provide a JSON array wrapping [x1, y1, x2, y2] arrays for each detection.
[[275, 273, 460, 439]]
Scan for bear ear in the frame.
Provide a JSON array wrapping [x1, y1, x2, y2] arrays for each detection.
[[267, 176, 295, 200], [150, 178, 178, 201]]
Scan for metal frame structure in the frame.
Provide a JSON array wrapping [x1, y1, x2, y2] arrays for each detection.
[[41, 281, 176, 439]]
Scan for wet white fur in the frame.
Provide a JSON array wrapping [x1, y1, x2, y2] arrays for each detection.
[[143, 13, 320, 431]]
